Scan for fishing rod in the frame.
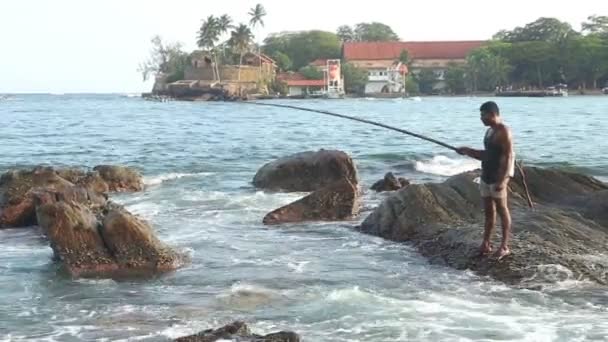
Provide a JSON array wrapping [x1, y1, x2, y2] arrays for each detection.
[[246, 102, 458, 152], [244, 101, 534, 208]]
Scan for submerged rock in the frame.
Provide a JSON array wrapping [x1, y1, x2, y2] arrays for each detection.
[[93, 165, 144, 192], [253, 149, 358, 192], [174, 321, 300, 342], [263, 179, 360, 225], [359, 167, 608, 286], [35, 197, 185, 278], [370, 172, 410, 192]]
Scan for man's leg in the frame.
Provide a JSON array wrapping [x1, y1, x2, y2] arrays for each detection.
[[480, 196, 495, 254], [494, 195, 511, 259]]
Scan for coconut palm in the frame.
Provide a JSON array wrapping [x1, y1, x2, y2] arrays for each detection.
[[229, 24, 254, 82], [197, 15, 219, 50], [218, 14, 234, 33], [248, 4, 266, 29], [248, 4, 267, 84], [197, 15, 221, 81]]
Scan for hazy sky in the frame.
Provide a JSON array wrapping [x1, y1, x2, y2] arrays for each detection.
[[1, 0, 606, 93]]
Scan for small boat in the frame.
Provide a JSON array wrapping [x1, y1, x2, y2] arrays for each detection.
[[496, 84, 568, 97], [603, 87, 608, 95]]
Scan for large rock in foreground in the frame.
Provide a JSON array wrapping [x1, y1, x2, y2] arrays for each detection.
[[174, 321, 300, 342], [359, 167, 608, 286], [263, 179, 360, 225], [253, 150, 358, 192], [0, 165, 144, 228], [35, 196, 185, 278]]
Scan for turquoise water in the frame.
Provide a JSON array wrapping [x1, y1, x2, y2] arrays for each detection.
[[1, 94, 607, 341]]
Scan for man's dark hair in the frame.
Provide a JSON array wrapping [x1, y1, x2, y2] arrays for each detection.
[[480, 101, 500, 115]]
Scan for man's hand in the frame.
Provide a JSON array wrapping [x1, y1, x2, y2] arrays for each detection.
[[494, 179, 508, 192], [456, 147, 471, 156]]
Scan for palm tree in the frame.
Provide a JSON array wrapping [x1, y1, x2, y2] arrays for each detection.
[[218, 14, 234, 32], [248, 4, 266, 28], [229, 24, 254, 84], [248, 4, 267, 84], [197, 15, 220, 81], [197, 15, 219, 50]]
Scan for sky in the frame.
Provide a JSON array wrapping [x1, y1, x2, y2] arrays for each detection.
[[1, 0, 607, 93]]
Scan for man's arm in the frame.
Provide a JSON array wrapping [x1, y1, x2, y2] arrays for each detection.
[[494, 126, 513, 191], [456, 147, 485, 161]]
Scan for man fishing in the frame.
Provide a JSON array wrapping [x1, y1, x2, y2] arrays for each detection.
[[457, 101, 514, 260]]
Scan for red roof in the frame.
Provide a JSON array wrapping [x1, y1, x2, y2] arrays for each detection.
[[277, 72, 307, 82], [343, 41, 485, 60], [309, 58, 328, 67], [285, 79, 325, 87]]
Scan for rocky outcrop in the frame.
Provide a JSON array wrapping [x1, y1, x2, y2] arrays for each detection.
[[0, 165, 144, 228], [92, 165, 144, 192], [35, 196, 185, 278], [263, 179, 360, 225], [253, 150, 358, 192], [370, 172, 410, 192], [57, 168, 110, 194], [0, 167, 75, 227], [359, 167, 608, 286], [174, 321, 300, 342]]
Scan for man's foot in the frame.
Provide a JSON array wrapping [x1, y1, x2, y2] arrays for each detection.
[[493, 246, 511, 261], [477, 242, 493, 257]]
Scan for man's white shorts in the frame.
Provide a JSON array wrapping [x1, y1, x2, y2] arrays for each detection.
[[479, 180, 507, 198]]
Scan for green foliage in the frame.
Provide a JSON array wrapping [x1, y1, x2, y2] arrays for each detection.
[[444, 63, 467, 94], [248, 4, 267, 29], [497, 17, 579, 43], [337, 25, 355, 42], [271, 51, 293, 71], [399, 50, 410, 64], [229, 24, 254, 55], [416, 69, 437, 94], [582, 15, 608, 36], [270, 80, 288, 95], [354, 22, 399, 41], [263, 31, 341, 69], [342, 63, 368, 95], [138, 35, 190, 82], [337, 22, 399, 42], [299, 66, 323, 79], [466, 47, 512, 91], [404, 76, 419, 95]]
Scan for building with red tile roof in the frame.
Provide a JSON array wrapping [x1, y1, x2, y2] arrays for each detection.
[[343, 40, 485, 94]]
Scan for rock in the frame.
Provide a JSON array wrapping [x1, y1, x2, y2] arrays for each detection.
[[35, 200, 118, 277], [101, 208, 183, 272], [80, 171, 111, 194], [0, 167, 75, 227], [93, 165, 144, 192], [359, 167, 608, 285], [253, 150, 358, 192], [174, 321, 300, 342], [35, 198, 185, 278], [370, 172, 410, 192], [263, 179, 360, 225]]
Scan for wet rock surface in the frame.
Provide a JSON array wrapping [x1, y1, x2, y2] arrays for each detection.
[[253, 149, 358, 192], [174, 321, 300, 342], [263, 179, 360, 225], [359, 167, 608, 285]]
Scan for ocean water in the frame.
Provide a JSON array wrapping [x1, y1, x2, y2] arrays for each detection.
[[0, 94, 607, 341]]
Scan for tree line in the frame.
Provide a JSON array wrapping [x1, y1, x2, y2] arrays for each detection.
[[445, 16, 608, 94], [140, 10, 608, 95]]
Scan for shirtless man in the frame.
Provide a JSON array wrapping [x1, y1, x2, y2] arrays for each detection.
[[457, 101, 514, 259]]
